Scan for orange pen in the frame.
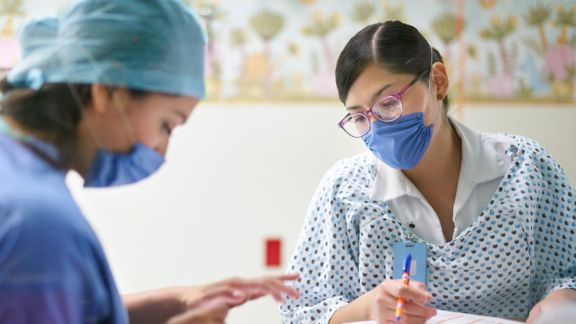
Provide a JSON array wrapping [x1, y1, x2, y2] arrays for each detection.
[[395, 253, 412, 322]]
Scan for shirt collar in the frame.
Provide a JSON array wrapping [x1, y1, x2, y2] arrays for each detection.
[[370, 157, 416, 202], [370, 117, 513, 202], [452, 118, 512, 184]]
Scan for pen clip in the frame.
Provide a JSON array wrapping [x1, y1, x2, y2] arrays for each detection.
[[406, 222, 416, 242]]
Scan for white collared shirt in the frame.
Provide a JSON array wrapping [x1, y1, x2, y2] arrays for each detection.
[[369, 118, 514, 244]]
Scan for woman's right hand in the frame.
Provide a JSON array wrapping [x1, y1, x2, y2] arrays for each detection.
[[368, 280, 436, 324]]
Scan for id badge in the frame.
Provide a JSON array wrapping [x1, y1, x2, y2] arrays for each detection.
[[392, 242, 427, 284]]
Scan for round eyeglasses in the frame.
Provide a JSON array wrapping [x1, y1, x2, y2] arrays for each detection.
[[337, 69, 428, 138]]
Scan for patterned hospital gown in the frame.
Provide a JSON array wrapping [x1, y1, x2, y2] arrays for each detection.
[[280, 135, 576, 323]]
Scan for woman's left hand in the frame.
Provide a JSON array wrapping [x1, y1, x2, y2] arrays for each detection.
[[177, 273, 301, 311], [124, 273, 300, 324], [526, 288, 576, 323]]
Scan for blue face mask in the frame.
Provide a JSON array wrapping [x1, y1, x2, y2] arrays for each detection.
[[361, 112, 433, 170], [84, 143, 165, 188]]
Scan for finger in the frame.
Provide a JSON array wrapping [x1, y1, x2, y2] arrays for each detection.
[[229, 278, 301, 301], [252, 280, 284, 303], [275, 273, 300, 281], [372, 291, 435, 324], [193, 286, 246, 308], [264, 277, 301, 297], [266, 279, 301, 299], [279, 285, 301, 299], [409, 281, 427, 291], [378, 295, 436, 320], [385, 281, 432, 304], [246, 290, 267, 300], [373, 290, 434, 317], [202, 285, 243, 300], [268, 279, 302, 301], [373, 290, 400, 311], [400, 301, 437, 318]]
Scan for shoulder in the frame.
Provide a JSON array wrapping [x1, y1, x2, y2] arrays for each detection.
[[475, 129, 560, 169], [502, 135, 574, 201], [323, 152, 377, 185], [0, 195, 89, 253], [507, 135, 564, 171], [0, 176, 80, 227], [308, 153, 379, 217], [0, 174, 92, 268], [0, 136, 74, 215], [315, 152, 377, 197]]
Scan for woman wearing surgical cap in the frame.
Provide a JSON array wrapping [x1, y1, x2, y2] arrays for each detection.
[[0, 0, 299, 323]]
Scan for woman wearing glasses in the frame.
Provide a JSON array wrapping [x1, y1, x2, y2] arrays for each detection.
[[280, 21, 576, 324]]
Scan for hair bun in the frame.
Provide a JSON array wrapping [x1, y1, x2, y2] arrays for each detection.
[[0, 77, 16, 94]]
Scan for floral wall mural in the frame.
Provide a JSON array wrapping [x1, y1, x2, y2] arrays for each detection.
[[1, 0, 575, 105]]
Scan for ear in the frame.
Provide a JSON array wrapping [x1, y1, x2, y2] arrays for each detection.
[[431, 62, 449, 101], [90, 83, 114, 114]]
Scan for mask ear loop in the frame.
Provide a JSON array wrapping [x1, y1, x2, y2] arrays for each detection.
[[111, 91, 137, 145], [428, 45, 434, 97]]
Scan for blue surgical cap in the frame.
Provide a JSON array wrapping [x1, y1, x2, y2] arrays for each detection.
[[8, 0, 207, 99]]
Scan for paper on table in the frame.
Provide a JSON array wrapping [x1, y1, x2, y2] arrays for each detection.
[[343, 309, 524, 324]]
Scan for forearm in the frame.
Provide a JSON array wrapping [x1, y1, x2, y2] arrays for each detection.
[[123, 287, 185, 324], [328, 292, 372, 324]]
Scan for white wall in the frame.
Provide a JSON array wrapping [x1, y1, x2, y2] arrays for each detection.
[[68, 103, 576, 323]]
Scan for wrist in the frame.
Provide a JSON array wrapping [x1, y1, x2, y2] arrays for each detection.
[[124, 287, 187, 324], [328, 290, 374, 324]]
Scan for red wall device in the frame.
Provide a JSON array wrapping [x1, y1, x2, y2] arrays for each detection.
[[265, 238, 281, 267]]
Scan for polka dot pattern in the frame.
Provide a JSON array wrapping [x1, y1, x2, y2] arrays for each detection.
[[280, 136, 576, 323]]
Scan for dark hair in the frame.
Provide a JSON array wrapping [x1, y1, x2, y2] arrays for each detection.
[[0, 77, 147, 168], [335, 20, 449, 109]]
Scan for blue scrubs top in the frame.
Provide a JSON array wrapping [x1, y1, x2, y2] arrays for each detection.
[[0, 133, 128, 323]]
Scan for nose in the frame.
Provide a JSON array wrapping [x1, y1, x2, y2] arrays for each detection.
[[366, 110, 378, 123]]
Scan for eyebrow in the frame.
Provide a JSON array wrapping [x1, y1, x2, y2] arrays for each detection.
[[345, 83, 394, 112]]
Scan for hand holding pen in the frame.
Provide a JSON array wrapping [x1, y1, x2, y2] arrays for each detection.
[[367, 255, 435, 324]]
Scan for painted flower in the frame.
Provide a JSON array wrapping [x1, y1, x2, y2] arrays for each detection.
[[542, 45, 575, 81], [0, 36, 20, 70], [488, 73, 515, 98], [479, 0, 497, 9]]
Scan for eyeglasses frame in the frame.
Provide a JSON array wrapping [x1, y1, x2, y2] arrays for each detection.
[[337, 68, 430, 138]]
